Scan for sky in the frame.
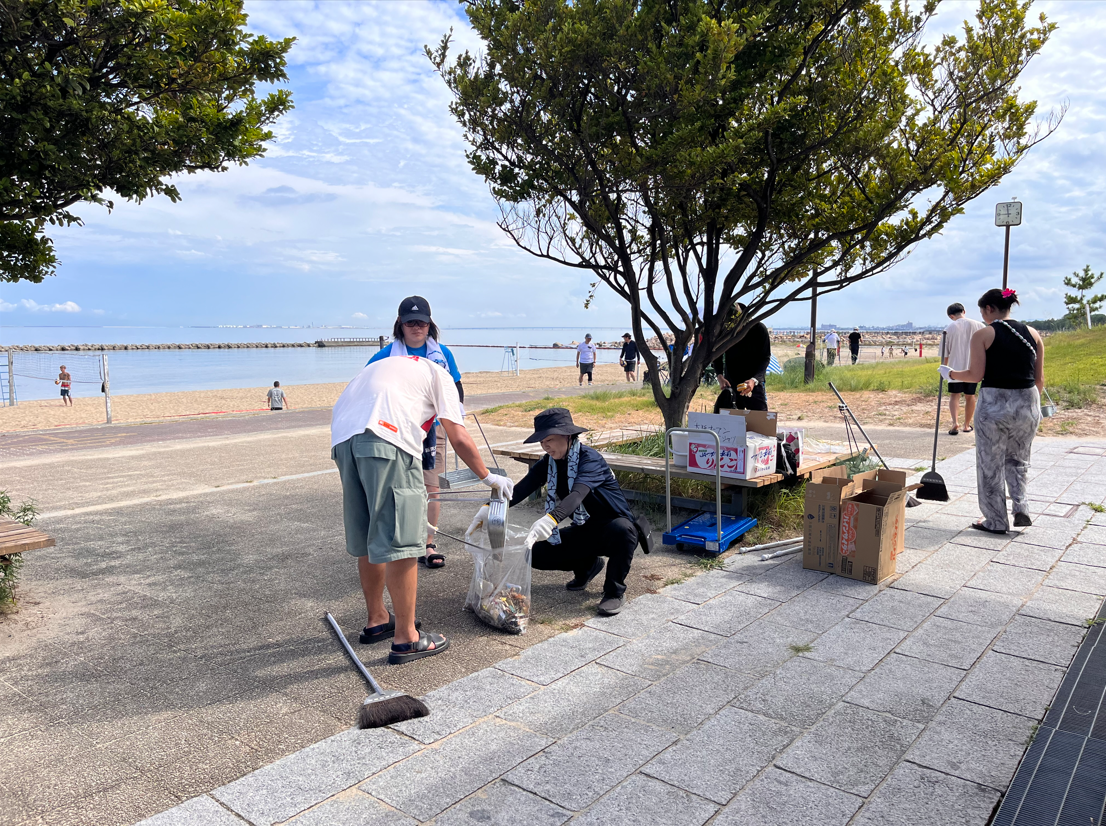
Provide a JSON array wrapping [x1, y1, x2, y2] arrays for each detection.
[[1, 0, 1103, 334]]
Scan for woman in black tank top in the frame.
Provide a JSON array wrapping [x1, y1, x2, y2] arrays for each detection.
[[945, 288, 1044, 533]]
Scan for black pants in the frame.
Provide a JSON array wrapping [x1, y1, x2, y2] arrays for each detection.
[[713, 383, 768, 413], [531, 516, 637, 598], [850, 348, 859, 364]]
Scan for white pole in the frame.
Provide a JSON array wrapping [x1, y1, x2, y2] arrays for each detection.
[[102, 353, 112, 424], [515, 342, 520, 376], [6, 350, 14, 407]]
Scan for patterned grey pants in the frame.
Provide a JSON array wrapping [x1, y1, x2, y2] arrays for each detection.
[[974, 386, 1040, 531]]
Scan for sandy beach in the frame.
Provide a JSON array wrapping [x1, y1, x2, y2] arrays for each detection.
[[0, 363, 630, 432]]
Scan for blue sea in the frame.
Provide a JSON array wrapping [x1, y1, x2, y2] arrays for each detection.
[[0, 326, 635, 400]]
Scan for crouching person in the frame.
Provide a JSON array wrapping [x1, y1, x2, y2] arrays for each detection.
[[331, 355, 513, 664], [501, 408, 650, 616]]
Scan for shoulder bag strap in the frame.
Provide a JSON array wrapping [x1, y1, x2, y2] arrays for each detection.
[[996, 320, 1037, 361]]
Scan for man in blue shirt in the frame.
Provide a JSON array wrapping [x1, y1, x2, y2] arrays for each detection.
[[367, 296, 464, 568]]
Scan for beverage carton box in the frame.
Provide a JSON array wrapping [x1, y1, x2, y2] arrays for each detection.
[[686, 411, 779, 481]]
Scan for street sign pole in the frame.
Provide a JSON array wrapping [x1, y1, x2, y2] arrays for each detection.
[[995, 200, 1021, 289], [1002, 225, 1011, 290]]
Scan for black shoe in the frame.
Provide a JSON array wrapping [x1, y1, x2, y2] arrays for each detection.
[[1013, 513, 1032, 528], [597, 595, 625, 616], [566, 558, 604, 591]]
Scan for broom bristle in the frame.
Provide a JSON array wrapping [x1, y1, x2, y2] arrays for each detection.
[[358, 695, 430, 729], [916, 472, 949, 502]]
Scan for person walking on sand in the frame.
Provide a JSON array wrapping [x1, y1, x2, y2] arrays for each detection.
[[266, 381, 290, 411], [619, 333, 639, 382], [941, 288, 1044, 533], [331, 355, 513, 663], [576, 334, 597, 386], [368, 296, 464, 569], [941, 303, 985, 435], [848, 328, 862, 364], [823, 330, 839, 365], [56, 366, 73, 406]]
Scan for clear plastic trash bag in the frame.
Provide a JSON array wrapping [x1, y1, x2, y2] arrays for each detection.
[[462, 524, 532, 635]]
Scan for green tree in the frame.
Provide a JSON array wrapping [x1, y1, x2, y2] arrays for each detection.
[[1063, 265, 1106, 329], [431, 0, 1059, 427], [0, 0, 294, 283]]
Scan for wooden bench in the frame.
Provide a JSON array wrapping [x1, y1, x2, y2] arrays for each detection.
[[0, 517, 56, 558], [493, 430, 865, 516]]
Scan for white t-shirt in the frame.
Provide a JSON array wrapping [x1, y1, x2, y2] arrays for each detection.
[[330, 356, 464, 457], [941, 316, 985, 372], [824, 332, 839, 348], [577, 341, 597, 364]]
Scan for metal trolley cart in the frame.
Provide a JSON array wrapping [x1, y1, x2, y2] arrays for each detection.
[[661, 427, 757, 554]]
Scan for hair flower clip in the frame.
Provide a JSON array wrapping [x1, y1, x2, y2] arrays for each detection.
[[1001, 288, 1016, 298]]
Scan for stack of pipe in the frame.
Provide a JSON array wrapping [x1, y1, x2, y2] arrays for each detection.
[[738, 536, 804, 561]]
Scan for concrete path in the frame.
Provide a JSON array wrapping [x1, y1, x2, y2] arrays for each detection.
[[138, 437, 1106, 826]]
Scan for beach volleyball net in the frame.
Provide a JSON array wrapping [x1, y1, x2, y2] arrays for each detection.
[[3, 351, 113, 421]]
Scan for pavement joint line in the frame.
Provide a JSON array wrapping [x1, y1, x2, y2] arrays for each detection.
[[37, 467, 341, 520]]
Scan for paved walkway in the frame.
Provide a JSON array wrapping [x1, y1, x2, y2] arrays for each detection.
[[138, 438, 1106, 826]]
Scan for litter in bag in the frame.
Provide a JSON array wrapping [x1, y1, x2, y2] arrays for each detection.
[[462, 524, 531, 634]]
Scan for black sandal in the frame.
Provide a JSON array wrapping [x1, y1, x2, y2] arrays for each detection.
[[419, 543, 445, 569], [359, 613, 422, 644], [969, 522, 1009, 535], [388, 631, 449, 665]]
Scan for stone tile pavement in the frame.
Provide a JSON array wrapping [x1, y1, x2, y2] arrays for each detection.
[[137, 437, 1106, 826]]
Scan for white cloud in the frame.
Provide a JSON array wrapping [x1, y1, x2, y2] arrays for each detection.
[[352, 312, 368, 319], [6, 299, 84, 313]]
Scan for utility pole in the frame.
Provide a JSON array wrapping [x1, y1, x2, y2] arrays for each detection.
[[995, 200, 1023, 289]]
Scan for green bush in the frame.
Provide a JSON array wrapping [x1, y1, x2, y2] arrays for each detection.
[[0, 491, 39, 610]]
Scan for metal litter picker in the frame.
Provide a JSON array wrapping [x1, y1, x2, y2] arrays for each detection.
[[661, 427, 757, 553]]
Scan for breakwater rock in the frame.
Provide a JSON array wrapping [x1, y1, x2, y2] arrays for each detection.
[[5, 342, 317, 352]]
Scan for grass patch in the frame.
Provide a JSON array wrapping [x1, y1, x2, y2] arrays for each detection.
[[788, 642, 815, 655], [695, 556, 726, 572], [1084, 502, 1106, 514], [0, 491, 39, 611]]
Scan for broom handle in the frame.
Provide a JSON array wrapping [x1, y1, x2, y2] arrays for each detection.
[[932, 332, 946, 471], [326, 612, 385, 697]]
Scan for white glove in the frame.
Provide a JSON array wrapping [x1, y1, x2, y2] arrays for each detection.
[[938, 365, 952, 382], [465, 504, 490, 542], [481, 473, 514, 501], [525, 514, 558, 549]]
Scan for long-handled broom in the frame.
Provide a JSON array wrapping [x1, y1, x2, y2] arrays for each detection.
[[325, 612, 429, 729], [916, 332, 950, 502]]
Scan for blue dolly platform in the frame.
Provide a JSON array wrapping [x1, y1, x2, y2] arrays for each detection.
[[662, 427, 758, 554]]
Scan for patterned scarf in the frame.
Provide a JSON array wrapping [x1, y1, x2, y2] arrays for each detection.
[[389, 336, 449, 372], [545, 437, 589, 545]]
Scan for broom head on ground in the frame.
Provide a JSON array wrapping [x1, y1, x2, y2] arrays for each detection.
[[358, 693, 430, 729]]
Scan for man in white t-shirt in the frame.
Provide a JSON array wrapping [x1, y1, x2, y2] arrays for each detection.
[[940, 302, 986, 435], [330, 356, 514, 665], [576, 334, 598, 386], [823, 330, 840, 365]]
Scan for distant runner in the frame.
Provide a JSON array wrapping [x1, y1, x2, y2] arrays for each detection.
[[55, 366, 73, 406], [266, 381, 289, 411]]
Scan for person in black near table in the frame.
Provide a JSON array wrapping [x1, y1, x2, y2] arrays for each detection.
[[471, 409, 652, 616], [712, 303, 772, 413], [619, 333, 639, 382], [848, 328, 863, 364]]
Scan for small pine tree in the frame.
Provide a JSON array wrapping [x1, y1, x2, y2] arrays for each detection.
[[1063, 266, 1106, 328]]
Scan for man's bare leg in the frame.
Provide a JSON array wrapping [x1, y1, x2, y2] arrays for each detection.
[[386, 557, 421, 644], [965, 394, 977, 430], [357, 556, 392, 630], [948, 393, 961, 431]]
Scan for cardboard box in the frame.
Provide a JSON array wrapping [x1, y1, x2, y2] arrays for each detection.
[[686, 410, 779, 481], [803, 468, 909, 584]]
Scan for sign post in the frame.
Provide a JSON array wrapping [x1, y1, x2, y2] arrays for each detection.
[[102, 353, 112, 424], [995, 200, 1023, 289]]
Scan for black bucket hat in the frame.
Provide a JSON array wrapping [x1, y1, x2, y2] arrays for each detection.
[[523, 408, 589, 443]]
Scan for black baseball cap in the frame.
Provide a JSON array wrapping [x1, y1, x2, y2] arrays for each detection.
[[398, 296, 432, 324]]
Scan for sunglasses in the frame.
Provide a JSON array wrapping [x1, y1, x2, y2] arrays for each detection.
[[403, 320, 429, 329]]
